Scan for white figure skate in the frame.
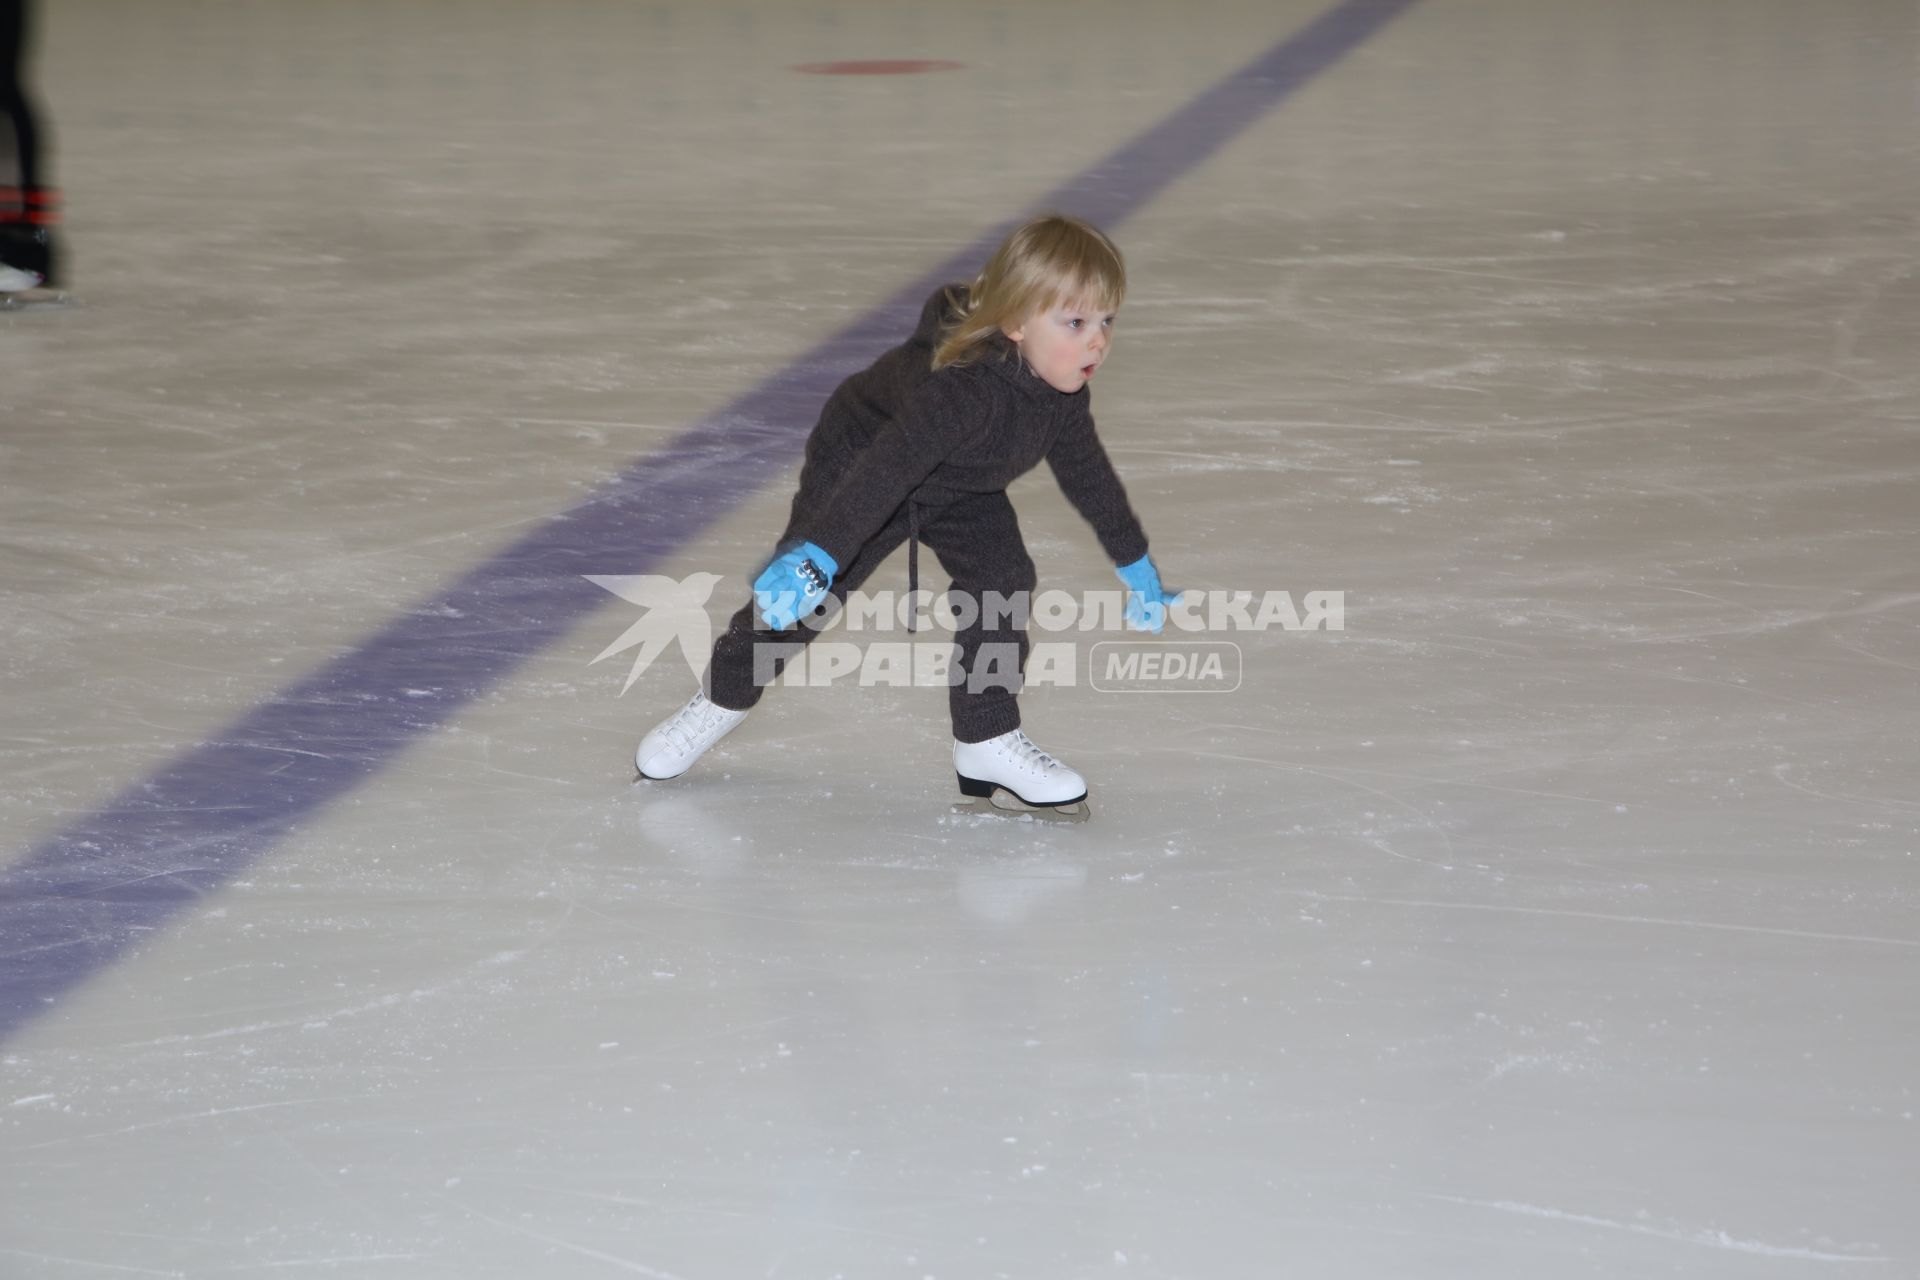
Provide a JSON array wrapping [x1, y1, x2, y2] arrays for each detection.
[[634, 690, 748, 781], [0, 264, 67, 309], [952, 729, 1091, 824], [0, 225, 68, 310]]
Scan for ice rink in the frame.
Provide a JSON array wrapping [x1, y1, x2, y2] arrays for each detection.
[[3, 0, 1918, 1275]]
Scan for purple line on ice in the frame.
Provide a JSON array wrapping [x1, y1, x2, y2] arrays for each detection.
[[0, 0, 1422, 1043]]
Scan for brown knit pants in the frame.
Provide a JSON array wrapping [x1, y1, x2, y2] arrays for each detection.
[[705, 488, 1036, 744]]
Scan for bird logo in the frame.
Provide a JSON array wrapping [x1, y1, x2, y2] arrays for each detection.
[[584, 572, 724, 693]]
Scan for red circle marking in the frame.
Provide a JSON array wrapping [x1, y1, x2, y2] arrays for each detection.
[[792, 59, 964, 76]]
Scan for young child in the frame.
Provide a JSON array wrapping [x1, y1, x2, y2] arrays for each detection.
[[634, 213, 1176, 819]]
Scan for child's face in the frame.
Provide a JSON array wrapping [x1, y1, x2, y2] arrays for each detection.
[[1004, 297, 1116, 394]]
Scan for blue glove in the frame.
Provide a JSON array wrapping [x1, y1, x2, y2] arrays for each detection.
[[1116, 554, 1175, 634], [754, 541, 839, 630]]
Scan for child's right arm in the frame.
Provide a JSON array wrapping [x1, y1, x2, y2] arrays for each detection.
[[796, 374, 990, 570]]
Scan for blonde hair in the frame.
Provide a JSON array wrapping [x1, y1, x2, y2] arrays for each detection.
[[932, 213, 1126, 371]]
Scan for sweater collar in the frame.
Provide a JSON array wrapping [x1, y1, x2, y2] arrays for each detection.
[[981, 332, 1086, 408]]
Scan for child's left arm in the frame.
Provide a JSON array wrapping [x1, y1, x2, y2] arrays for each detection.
[[1045, 411, 1148, 567], [1046, 413, 1178, 633]]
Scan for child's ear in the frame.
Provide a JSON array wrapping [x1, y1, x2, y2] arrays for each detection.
[[1001, 319, 1026, 343]]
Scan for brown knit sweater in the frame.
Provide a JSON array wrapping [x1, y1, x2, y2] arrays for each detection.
[[797, 284, 1150, 575]]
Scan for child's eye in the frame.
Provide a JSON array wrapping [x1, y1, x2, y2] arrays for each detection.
[[1066, 318, 1083, 329]]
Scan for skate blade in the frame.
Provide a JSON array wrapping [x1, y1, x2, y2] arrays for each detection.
[[950, 794, 1092, 825], [1, 286, 73, 312]]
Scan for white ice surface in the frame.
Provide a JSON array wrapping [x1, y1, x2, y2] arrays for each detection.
[[2, 1, 1917, 1276]]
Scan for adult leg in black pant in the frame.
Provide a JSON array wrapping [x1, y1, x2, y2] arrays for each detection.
[[1, 0, 60, 293]]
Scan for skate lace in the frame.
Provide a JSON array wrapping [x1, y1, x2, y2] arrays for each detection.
[[1008, 730, 1059, 774], [664, 696, 724, 750]]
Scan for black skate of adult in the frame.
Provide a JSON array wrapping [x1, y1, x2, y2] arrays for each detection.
[[951, 729, 1092, 824]]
